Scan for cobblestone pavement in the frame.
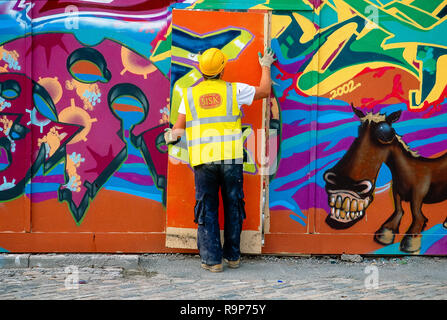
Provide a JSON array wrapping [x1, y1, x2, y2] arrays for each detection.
[[0, 254, 446, 300]]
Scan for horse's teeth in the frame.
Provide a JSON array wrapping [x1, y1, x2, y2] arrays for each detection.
[[329, 195, 368, 220], [350, 200, 358, 212], [345, 211, 351, 220], [342, 197, 350, 211], [330, 196, 336, 206], [358, 200, 364, 211], [336, 196, 342, 209]]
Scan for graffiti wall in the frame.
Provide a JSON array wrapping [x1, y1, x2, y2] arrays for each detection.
[[1, 0, 447, 255], [0, 0, 176, 252], [264, 0, 447, 255]]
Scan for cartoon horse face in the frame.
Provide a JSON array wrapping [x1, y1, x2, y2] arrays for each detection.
[[323, 104, 402, 229]]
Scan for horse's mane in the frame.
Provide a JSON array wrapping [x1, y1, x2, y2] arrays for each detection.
[[395, 135, 420, 157], [360, 112, 420, 158]]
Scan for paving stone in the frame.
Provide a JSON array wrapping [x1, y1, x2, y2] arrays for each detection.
[[341, 254, 363, 263], [0, 254, 446, 300], [28, 254, 139, 270], [0, 254, 30, 268]]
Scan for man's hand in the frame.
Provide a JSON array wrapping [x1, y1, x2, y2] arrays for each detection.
[[254, 48, 276, 100], [164, 128, 178, 145], [258, 48, 276, 68]]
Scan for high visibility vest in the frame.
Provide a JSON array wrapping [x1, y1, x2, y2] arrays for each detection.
[[184, 79, 243, 167]]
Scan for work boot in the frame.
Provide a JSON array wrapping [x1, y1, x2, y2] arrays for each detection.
[[224, 258, 240, 269], [201, 263, 223, 272]]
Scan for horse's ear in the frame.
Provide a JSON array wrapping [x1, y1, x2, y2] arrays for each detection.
[[351, 103, 365, 119], [386, 110, 402, 124]]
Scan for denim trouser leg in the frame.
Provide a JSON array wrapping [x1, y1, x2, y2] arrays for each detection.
[[221, 164, 245, 262], [193, 163, 245, 265], [194, 164, 222, 266]]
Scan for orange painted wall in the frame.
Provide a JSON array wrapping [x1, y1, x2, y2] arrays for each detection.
[[0, 0, 446, 256], [166, 10, 265, 236]]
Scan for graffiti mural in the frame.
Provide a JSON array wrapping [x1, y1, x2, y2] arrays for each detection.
[[1, 0, 447, 255], [268, 0, 447, 254], [0, 73, 81, 200], [323, 105, 447, 254], [0, 0, 177, 246], [169, 23, 257, 169]]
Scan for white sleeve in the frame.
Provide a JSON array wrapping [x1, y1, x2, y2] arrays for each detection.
[[177, 98, 186, 115], [236, 83, 255, 109]]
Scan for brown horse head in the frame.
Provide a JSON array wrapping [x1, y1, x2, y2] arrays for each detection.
[[323, 104, 402, 229]]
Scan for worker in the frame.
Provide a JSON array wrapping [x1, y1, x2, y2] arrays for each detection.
[[165, 47, 276, 272]]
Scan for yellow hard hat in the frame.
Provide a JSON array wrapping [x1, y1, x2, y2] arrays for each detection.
[[198, 48, 228, 76]]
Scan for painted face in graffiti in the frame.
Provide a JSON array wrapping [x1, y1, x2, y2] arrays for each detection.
[[323, 104, 401, 229], [0, 73, 80, 200]]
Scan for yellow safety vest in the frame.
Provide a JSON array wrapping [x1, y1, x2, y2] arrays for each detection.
[[184, 79, 243, 167]]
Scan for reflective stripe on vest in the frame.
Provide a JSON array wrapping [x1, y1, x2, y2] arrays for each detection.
[[187, 132, 243, 147]]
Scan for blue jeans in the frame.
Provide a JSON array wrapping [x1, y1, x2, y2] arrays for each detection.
[[193, 163, 246, 266]]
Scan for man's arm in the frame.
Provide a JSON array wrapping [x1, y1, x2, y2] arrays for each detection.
[[172, 113, 186, 139], [253, 48, 276, 101], [253, 65, 272, 101]]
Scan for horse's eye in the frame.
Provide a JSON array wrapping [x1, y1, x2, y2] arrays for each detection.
[[375, 122, 395, 144]]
